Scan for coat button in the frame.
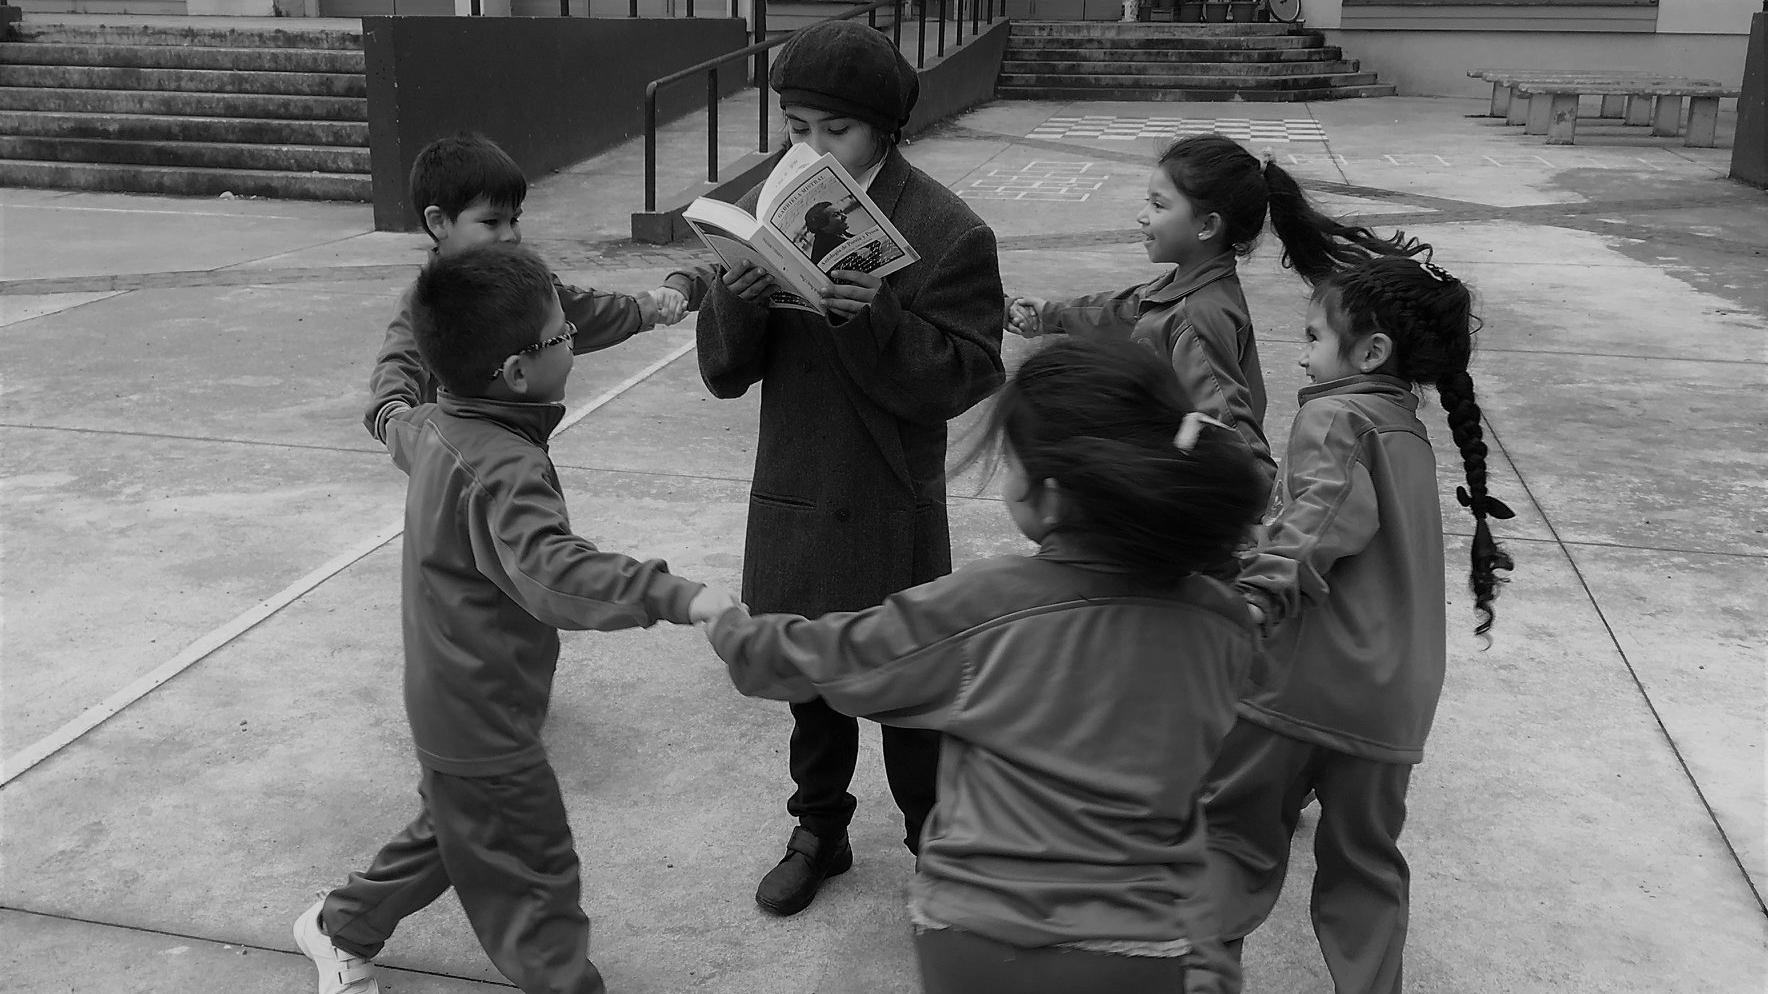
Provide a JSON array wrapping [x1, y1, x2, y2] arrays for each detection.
[[834, 507, 851, 522]]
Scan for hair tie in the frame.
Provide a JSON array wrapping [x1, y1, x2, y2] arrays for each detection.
[[1419, 260, 1458, 284], [1456, 486, 1516, 520], [1174, 412, 1229, 452]]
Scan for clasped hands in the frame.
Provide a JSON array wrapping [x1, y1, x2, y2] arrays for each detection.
[[722, 260, 881, 321], [687, 585, 748, 633], [1002, 295, 1044, 337]]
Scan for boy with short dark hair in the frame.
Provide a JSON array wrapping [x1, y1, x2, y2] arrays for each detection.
[[363, 132, 688, 442], [297, 243, 736, 994]]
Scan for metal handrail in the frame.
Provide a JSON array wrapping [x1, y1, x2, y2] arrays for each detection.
[[641, 0, 1001, 212]]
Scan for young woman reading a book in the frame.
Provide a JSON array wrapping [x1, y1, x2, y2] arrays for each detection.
[[662, 19, 1005, 919]]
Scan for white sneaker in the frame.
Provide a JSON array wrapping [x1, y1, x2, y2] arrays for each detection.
[[293, 894, 381, 994]]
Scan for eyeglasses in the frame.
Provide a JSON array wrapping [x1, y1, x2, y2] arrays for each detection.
[[490, 321, 575, 380]]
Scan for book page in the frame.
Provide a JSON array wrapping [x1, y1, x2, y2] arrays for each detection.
[[682, 214, 824, 315], [759, 150, 920, 282]]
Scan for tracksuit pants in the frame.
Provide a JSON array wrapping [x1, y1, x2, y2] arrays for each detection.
[[786, 695, 941, 852], [1202, 719, 1415, 994], [319, 761, 605, 994]]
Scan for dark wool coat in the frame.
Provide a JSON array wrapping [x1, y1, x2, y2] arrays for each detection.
[[666, 147, 1005, 616]]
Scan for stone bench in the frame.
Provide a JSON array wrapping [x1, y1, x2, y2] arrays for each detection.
[[1511, 80, 1741, 147], [1468, 68, 1692, 126]]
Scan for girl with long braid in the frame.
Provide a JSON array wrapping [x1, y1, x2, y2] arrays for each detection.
[[1005, 134, 1426, 505], [1201, 256, 1515, 994]]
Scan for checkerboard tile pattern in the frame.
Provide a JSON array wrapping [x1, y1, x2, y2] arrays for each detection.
[[960, 161, 1110, 202], [1027, 116, 1328, 143]]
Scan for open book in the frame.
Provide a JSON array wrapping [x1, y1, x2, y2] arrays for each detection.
[[683, 142, 920, 316]]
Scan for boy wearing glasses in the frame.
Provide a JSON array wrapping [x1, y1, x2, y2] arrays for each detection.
[[296, 244, 739, 994], [363, 132, 689, 444]]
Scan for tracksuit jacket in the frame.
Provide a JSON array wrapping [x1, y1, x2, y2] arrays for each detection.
[[1024, 251, 1277, 501], [382, 393, 702, 776], [708, 536, 1259, 953], [364, 268, 648, 442], [1236, 374, 1447, 764]]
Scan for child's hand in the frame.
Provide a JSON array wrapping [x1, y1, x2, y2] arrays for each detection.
[[652, 285, 688, 326], [822, 270, 881, 322], [1246, 603, 1266, 628], [1005, 296, 1043, 338], [637, 289, 661, 329], [722, 261, 778, 306], [689, 585, 744, 627]]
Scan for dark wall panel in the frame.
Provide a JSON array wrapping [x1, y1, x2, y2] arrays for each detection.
[[365, 15, 750, 230]]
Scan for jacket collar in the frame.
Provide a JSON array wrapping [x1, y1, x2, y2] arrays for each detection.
[[437, 389, 566, 447], [1297, 373, 1418, 409], [1032, 532, 1136, 573], [866, 146, 912, 219], [1139, 251, 1239, 308]]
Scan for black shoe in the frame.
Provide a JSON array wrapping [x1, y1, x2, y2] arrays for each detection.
[[755, 826, 852, 916]]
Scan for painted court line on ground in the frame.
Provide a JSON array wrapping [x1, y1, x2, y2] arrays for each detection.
[[0, 338, 698, 787]]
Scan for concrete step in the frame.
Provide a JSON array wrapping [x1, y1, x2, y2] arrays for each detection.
[[1006, 32, 1325, 50], [1009, 20, 1298, 35], [0, 41, 366, 73], [996, 82, 1399, 101], [0, 86, 366, 120], [10, 21, 364, 50], [0, 108, 367, 146], [0, 134, 370, 173], [1001, 43, 1342, 61], [0, 157, 371, 201], [1001, 58, 1358, 76], [997, 70, 1379, 89], [13, 0, 186, 13], [0, 64, 367, 97]]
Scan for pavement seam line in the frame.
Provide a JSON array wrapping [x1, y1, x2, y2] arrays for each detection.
[[0, 338, 697, 789], [0, 905, 517, 989], [1480, 417, 1768, 919]]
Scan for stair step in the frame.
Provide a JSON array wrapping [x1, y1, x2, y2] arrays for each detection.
[[0, 64, 367, 97], [0, 41, 366, 73], [0, 108, 367, 146], [0, 134, 370, 173], [1009, 20, 1299, 35], [1006, 33, 1325, 50], [0, 86, 367, 120], [997, 71, 1379, 89], [996, 83, 1399, 102], [1001, 59, 1358, 76], [13, 0, 187, 14], [1002, 44, 1341, 61], [10, 22, 364, 50], [0, 157, 372, 201]]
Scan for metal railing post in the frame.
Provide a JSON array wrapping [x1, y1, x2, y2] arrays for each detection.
[[893, 0, 901, 49], [917, 0, 926, 66], [708, 67, 719, 182], [956, 0, 964, 46], [937, 0, 946, 56], [757, 0, 770, 153], [645, 84, 660, 211]]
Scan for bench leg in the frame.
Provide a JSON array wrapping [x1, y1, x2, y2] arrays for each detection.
[[1507, 93, 1531, 127], [1490, 82, 1511, 118], [1651, 95, 1682, 137], [1599, 95, 1627, 118], [1684, 96, 1719, 147], [1525, 93, 1554, 136], [1625, 95, 1652, 126], [1545, 93, 1580, 144]]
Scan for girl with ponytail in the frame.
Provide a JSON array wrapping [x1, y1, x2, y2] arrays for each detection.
[[1006, 133, 1425, 505], [1202, 255, 1514, 994]]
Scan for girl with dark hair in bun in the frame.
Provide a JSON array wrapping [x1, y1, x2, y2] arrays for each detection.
[[1006, 133, 1428, 507], [704, 337, 1266, 993], [1204, 256, 1515, 994], [661, 20, 1004, 917]]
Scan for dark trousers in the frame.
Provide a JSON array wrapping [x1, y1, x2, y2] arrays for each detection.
[[320, 762, 606, 994], [1202, 720, 1413, 994], [915, 927, 1187, 994], [787, 695, 940, 851]]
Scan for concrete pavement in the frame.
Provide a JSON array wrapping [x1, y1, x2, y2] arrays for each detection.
[[2, 90, 1765, 993]]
